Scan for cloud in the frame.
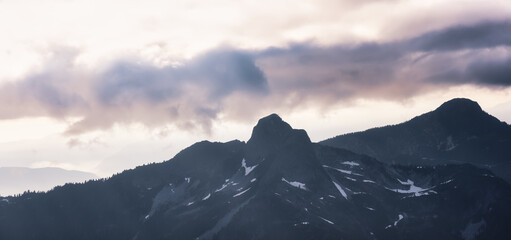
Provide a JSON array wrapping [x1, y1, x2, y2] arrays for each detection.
[[408, 21, 511, 52], [467, 57, 511, 86], [0, 47, 87, 119], [255, 21, 511, 102], [97, 50, 267, 107], [431, 57, 511, 87], [66, 137, 105, 149], [0, 48, 268, 134], [0, 21, 509, 135]]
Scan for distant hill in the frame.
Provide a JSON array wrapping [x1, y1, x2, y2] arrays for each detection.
[[1, 113, 510, 239], [321, 98, 511, 183], [0, 167, 97, 196]]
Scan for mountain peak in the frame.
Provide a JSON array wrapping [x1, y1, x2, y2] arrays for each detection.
[[245, 114, 312, 164], [247, 114, 293, 144], [429, 98, 501, 135], [435, 98, 483, 114], [256, 113, 286, 126]]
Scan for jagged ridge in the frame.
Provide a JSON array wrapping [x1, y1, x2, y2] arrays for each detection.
[[1, 110, 510, 240]]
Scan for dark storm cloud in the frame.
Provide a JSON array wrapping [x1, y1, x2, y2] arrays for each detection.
[[432, 57, 511, 86], [467, 57, 511, 86], [0, 21, 509, 134], [254, 20, 511, 103], [97, 50, 267, 107], [408, 21, 511, 52]]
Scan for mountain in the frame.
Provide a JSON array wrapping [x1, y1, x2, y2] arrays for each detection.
[[0, 167, 97, 197], [321, 98, 511, 183], [1, 113, 511, 239]]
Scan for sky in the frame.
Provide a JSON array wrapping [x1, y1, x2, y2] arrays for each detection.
[[0, 0, 510, 181]]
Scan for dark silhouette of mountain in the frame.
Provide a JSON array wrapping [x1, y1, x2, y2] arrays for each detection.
[[0, 167, 97, 197], [321, 98, 511, 183], [1, 113, 510, 239]]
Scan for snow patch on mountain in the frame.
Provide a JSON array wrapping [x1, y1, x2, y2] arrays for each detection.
[[394, 214, 404, 226], [345, 176, 357, 181], [333, 181, 348, 199], [441, 179, 454, 185], [202, 194, 211, 200], [323, 165, 363, 176], [385, 214, 404, 229], [341, 161, 360, 167], [241, 158, 257, 176], [282, 178, 307, 190], [386, 179, 437, 197], [215, 181, 231, 192], [233, 188, 251, 197], [294, 222, 309, 226], [319, 216, 334, 225]]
